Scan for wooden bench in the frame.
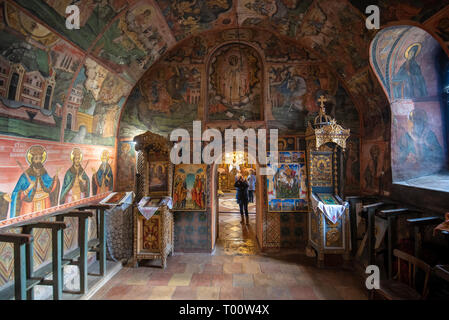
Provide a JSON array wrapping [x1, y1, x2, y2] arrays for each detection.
[[0, 201, 111, 300], [406, 216, 445, 259], [0, 233, 33, 300], [363, 201, 395, 266], [22, 221, 67, 300], [78, 204, 111, 277], [377, 208, 416, 279], [0, 222, 68, 300], [55, 210, 94, 295]]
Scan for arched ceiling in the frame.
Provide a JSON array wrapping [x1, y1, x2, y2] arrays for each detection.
[[3, 0, 449, 146]]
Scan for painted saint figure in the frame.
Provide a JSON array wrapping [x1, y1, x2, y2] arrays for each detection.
[[173, 175, 187, 209], [364, 145, 381, 191], [10, 146, 60, 218], [60, 148, 90, 204], [192, 174, 204, 209], [398, 109, 443, 167], [392, 43, 428, 99], [92, 150, 114, 195]]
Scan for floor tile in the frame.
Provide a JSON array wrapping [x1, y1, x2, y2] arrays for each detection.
[[242, 262, 261, 274], [197, 287, 220, 300], [289, 286, 319, 300], [148, 286, 176, 300], [267, 287, 293, 300], [233, 274, 254, 288], [172, 286, 197, 300], [92, 212, 365, 301], [223, 263, 243, 274], [219, 287, 244, 300], [203, 263, 223, 274], [243, 287, 268, 300], [148, 273, 174, 286], [168, 273, 193, 287], [190, 273, 213, 287]]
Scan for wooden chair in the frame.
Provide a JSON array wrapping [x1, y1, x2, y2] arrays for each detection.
[[372, 249, 431, 300]]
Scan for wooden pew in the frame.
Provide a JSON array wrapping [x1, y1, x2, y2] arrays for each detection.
[[0, 233, 33, 300], [55, 210, 93, 295], [377, 208, 415, 279], [406, 216, 445, 260], [22, 221, 67, 300], [77, 204, 111, 277]]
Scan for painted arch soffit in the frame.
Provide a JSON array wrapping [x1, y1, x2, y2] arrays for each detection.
[[6, 0, 449, 142]]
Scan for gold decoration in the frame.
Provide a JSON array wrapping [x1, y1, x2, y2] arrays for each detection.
[[405, 43, 422, 60], [306, 102, 350, 150], [134, 131, 171, 156]]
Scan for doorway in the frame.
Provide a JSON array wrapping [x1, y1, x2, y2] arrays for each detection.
[[211, 152, 261, 254]]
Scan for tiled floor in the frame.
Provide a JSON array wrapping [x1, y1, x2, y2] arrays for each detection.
[[219, 212, 256, 242], [91, 213, 368, 300], [219, 193, 256, 213]]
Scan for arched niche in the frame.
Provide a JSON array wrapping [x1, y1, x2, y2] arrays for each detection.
[[206, 43, 264, 122], [371, 25, 449, 189]]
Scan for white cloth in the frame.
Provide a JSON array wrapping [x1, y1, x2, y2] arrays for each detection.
[[137, 196, 173, 220], [311, 194, 348, 224]]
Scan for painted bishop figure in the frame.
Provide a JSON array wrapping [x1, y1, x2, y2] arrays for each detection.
[[60, 148, 90, 204], [10, 146, 60, 218], [92, 150, 114, 195]]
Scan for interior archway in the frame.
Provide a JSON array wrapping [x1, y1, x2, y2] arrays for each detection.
[[370, 25, 449, 191]]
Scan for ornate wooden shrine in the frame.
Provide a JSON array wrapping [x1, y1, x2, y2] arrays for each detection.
[[306, 98, 351, 267], [132, 131, 174, 268]]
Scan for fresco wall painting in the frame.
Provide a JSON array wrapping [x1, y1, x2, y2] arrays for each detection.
[[361, 141, 390, 195], [173, 164, 207, 211], [116, 141, 137, 192], [238, 0, 314, 38], [208, 44, 263, 122], [120, 64, 201, 138], [92, 1, 175, 83], [0, 136, 115, 226], [267, 151, 307, 213], [0, 3, 82, 142], [64, 59, 131, 147], [157, 0, 233, 41], [12, 0, 128, 51], [371, 26, 448, 182]]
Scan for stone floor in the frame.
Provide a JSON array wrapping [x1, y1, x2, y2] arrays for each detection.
[[219, 192, 256, 213], [91, 213, 368, 300]]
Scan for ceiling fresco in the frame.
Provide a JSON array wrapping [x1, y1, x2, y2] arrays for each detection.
[[0, 0, 446, 148]]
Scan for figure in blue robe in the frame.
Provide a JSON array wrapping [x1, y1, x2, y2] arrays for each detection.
[[393, 44, 428, 99], [92, 161, 113, 196], [10, 146, 60, 218], [60, 166, 90, 204]]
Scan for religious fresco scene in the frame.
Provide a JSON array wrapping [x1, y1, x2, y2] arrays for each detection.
[[0, 0, 446, 304], [372, 26, 449, 185]]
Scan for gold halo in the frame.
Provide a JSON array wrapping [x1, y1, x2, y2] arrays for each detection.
[[101, 150, 110, 162], [70, 148, 83, 163], [26, 146, 47, 166], [405, 43, 422, 59], [121, 143, 131, 153]]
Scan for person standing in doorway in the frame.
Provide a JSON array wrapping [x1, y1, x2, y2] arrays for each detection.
[[247, 169, 256, 203], [235, 175, 249, 224]]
